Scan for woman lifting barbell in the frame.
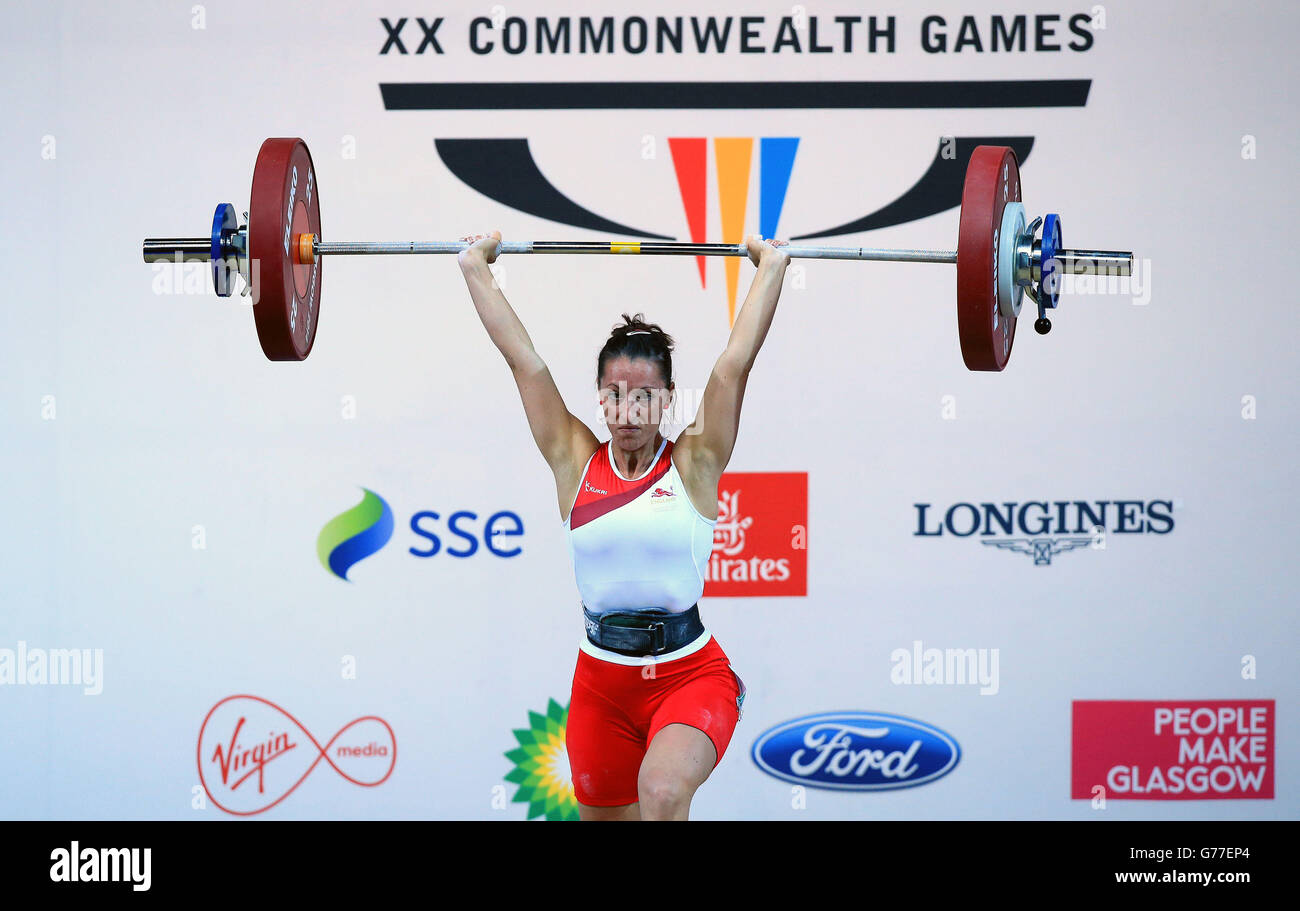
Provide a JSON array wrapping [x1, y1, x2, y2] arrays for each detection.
[[456, 230, 790, 820]]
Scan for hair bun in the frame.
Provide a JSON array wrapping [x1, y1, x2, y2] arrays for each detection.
[[614, 312, 671, 344], [598, 312, 676, 387]]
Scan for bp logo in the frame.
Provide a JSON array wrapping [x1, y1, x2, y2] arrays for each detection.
[[317, 488, 395, 581], [504, 699, 578, 821]]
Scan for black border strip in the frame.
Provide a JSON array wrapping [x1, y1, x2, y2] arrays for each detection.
[[381, 79, 1090, 110]]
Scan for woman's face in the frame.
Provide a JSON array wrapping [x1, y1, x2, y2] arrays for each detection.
[[599, 356, 672, 450]]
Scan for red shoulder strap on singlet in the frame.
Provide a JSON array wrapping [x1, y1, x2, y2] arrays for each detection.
[[569, 440, 673, 530]]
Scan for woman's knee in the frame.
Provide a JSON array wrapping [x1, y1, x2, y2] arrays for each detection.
[[637, 763, 694, 810]]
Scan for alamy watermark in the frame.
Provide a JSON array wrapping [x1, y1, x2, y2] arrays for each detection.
[[0, 641, 103, 695], [890, 639, 999, 695]]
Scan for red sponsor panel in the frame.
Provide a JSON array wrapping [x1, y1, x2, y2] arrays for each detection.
[[1071, 700, 1274, 800], [705, 472, 807, 597]]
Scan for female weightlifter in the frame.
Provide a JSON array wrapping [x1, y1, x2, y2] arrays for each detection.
[[457, 230, 790, 820]]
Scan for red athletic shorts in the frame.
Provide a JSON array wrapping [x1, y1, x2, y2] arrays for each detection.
[[566, 635, 745, 807]]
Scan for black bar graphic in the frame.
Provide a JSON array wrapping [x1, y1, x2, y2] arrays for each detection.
[[381, 80, 1090, 110]]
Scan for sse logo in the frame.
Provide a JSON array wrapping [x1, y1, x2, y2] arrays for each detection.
[[318, 487, 524, 581], [705, 472, 807, 596]]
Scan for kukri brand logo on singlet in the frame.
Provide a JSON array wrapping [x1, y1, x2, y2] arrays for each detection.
[[584, 481, 608, 495]]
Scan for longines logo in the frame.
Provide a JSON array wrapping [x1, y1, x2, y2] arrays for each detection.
[[914, 499, 1175, 566]]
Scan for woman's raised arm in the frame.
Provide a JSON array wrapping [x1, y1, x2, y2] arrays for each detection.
[[677, 236, 790, 477], [457, 232, 597, 476]]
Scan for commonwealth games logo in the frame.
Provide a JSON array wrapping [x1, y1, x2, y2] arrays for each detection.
[[317, 488, 395, 581], [504, 699, 578, 821]]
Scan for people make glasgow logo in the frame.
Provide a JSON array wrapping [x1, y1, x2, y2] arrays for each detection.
[[1072, 700, 1274, 801], [317, 487, 526, 581], [751, 712, 960, 791], [914, 498, 1176, 566]]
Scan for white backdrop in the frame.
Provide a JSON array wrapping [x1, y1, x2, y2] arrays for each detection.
[[0, 0, 1295, 820]]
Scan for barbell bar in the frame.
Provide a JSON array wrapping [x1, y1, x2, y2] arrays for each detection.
[[304, 240, 962, 262], [295, 240, 1129, 278], [141, 138, 1133, 370]]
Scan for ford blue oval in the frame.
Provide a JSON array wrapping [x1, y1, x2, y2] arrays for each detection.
[[751, 712, 960, 791]]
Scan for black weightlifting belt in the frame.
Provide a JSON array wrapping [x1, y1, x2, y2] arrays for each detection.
[[582, 604, 704, 657]]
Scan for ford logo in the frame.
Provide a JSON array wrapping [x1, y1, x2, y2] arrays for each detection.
[[751, 712, 960, 791]]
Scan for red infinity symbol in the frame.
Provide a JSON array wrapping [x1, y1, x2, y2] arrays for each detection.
[[197, 694, 397, 816]]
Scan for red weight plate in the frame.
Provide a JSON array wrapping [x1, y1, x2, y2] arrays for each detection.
[[249, 138, 322, 360], [956, 146, 1020, 371]]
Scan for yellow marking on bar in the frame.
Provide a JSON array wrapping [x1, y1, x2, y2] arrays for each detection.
[[610, 242, 641, 254]]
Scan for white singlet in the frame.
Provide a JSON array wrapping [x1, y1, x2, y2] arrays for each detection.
[[562, 435, 718, 664]]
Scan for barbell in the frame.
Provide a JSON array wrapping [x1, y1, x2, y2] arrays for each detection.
[[141, 137, 1132, 370]]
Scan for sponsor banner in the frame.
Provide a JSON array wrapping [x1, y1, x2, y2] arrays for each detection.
[[1071, 700, 1274, 800], [914, 499, 1176, 567], [503, 698, 578, 821], [751, 712, 960, 791], [197, 695, 396, 815], [706, 472, 807, 596], [317, 487, 526, 582]]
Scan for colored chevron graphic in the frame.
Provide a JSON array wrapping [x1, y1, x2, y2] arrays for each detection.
[[434, 135, 1033, 327]]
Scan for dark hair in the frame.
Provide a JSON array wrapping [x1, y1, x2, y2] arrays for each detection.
[[596, 312, 675, 388]]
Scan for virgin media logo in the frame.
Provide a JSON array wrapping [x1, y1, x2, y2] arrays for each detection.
[[197, 695, 397, 815]]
